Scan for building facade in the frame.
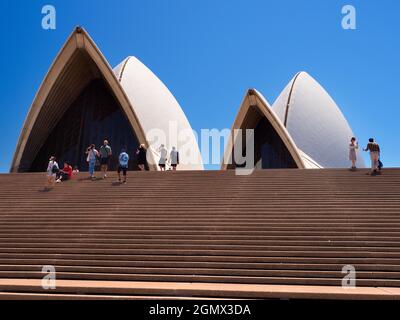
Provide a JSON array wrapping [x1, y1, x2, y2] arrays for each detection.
[[11, 27, 362, 172], [222, 72, 365, 170], [11, 27, 203, 172]]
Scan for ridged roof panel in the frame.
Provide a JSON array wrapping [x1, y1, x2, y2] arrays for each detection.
[[272, 72, 365, 168], [113, 57, 204, 170]]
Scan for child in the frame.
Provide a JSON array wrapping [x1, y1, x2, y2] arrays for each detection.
[[72, 166, 79, 174]]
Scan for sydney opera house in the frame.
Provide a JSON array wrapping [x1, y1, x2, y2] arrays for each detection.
[[4, 27, 400, 301], [11, 27, 203, 173], [11, 27, 363, 173], [223, 72, 365, 170]]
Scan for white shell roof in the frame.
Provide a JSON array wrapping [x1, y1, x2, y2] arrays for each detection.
[[114, 57, 203, 170], [272, 72, 365, 168]]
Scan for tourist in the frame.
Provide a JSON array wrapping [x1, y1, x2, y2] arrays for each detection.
[[118, 148, 130, 183], [99, 140, 112, 179], [136, 144, 147, 171], [170, 146, 179, 171], [86, 144, 98, 179], [363, 138, 381, 174], [158, 144, 168, 171], [46, 156, 59, 188], [56, 161, 73, 182], [72, 166, 79, 175], [349, 137, 358, 170]]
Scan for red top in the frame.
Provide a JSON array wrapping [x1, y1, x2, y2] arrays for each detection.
[[62, 165, 73, 177]]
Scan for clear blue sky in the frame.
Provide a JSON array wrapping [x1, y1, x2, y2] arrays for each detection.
[[0, 0, 399, 171]]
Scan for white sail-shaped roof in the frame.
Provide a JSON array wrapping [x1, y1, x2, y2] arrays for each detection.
[[114, 57, 203, 170], [11, 27, 203, 172], [272, 72, 365, 168]]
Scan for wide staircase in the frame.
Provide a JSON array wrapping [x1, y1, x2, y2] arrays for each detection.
[[0, 169, 399, 299]]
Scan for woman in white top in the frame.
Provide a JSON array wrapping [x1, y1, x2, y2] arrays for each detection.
[[46, 156, 59, 188], [349, 137, 358, 170], [158, 144, 168, 171]]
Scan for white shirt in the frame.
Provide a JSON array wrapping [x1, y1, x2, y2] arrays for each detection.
[[47, 161, 58, 175], [170, 150, 179, 164], [159, 147, 168, 164], [87, 149, 98, 161]]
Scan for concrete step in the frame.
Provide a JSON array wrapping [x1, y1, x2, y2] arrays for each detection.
[[0, 169, 399, 299], [1, 279, 400, 300]]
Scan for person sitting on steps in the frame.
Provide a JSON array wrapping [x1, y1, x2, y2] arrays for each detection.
[[56, 161, 72, 182]]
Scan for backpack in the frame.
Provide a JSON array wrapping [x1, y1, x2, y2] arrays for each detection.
[[51, 162, 59, 174]]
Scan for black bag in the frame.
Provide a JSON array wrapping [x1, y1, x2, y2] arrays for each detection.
[[378, 159, 383, 169], [51, 163, 59, 174]]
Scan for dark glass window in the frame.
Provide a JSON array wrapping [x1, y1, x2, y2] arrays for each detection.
[[254, 118, 297, 168], [233, 117, 297, 169], [29, 79, 143, 171]]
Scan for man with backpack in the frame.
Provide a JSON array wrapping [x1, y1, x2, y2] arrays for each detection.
[[99, 140, 112, 179]]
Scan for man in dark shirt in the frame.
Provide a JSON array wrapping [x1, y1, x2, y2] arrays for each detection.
[[99, 140, 112, 179]]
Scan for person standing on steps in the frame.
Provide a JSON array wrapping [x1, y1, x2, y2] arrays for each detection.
[[99, 140, 112, 179], [46, 156, 59, 189], [136, 144, 147, 171], [86, 144, 98, 180], [363, 138, 381, 175], [118, 148, 129, 183], [170, 146, 179, 171], [158, 144, 168, 171], [349, 137, 359, 170]]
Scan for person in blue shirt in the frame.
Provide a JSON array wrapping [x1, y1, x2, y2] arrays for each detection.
[[118, 148, 130, 183]]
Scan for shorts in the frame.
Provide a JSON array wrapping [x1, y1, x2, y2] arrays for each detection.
[[118, 166, 127, 175], [100, 157, 109, 165]]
